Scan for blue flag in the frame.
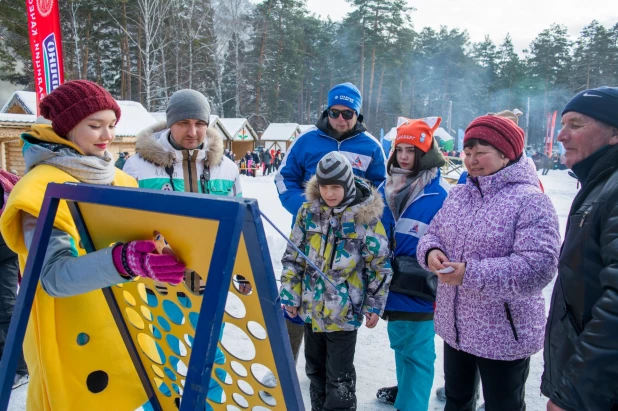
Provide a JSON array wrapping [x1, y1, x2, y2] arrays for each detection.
[[457, 129, 465, 151]]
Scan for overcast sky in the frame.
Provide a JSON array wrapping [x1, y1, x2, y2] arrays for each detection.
[[305, 0, 618, 54]]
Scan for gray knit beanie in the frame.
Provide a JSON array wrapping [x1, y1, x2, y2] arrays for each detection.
[[316, 151, 357, 208], [166, 89, 211, 128]]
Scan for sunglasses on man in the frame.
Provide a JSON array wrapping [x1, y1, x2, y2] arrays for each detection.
[[327, 108, 356, 120]]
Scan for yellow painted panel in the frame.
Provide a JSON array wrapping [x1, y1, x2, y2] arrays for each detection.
[[77, 203, 289, 410]]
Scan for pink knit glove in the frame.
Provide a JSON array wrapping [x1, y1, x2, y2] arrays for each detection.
[[112, 241, 185, 284]]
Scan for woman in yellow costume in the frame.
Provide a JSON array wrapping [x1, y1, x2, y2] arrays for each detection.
[[0, 80, 185, 410]]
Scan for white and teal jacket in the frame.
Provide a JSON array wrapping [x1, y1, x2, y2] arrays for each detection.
[[124, 121, 242, 196]]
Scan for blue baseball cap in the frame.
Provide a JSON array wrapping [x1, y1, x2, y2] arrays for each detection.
[[327, 83, 362, 114]]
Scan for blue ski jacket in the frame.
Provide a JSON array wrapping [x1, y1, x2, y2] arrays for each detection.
[[275, 119, 387, 218], [379, 170, 450, 316]]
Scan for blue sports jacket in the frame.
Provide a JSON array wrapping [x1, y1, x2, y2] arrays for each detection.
[[379, 170, 450, 314], [275, 125, 387, 217]]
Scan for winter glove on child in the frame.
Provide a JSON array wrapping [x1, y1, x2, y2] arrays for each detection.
[[112, 240, 185, 284]]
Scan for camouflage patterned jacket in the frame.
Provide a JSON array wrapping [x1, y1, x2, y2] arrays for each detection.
[[279, 176, 393, 332]]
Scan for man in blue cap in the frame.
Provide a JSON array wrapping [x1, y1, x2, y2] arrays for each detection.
[[274, 82, 387, 366], [542, 86, 618, 411]]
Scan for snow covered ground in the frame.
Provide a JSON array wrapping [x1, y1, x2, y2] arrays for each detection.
[[8, 168, 578, 410]]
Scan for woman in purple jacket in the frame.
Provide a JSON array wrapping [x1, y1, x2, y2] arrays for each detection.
[[417, 115, 561, 411]]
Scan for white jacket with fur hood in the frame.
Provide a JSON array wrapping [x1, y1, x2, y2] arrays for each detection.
[[124, 121, 241, 196]]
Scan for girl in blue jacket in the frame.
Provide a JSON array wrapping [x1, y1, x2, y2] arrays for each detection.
[[376, 117, 450, 411]]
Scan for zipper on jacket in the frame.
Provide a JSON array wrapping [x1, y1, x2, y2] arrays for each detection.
[[579, 210, 590, 227], [454, 287, 460, 344], [329, 238, 340, 269], [187, 152, 194, 192], [504, 302, 519, 341]]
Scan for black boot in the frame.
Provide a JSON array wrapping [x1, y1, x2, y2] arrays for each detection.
[[310, 383, 326, 411], [376, 385, 398, 405]]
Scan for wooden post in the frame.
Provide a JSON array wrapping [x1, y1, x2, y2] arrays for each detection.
[[0, 142, 5, 170]]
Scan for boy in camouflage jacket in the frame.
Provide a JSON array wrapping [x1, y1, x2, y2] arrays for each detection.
[[279, 151, 392, 410]]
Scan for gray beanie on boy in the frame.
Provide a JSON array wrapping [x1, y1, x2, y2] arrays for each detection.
[[166, 89, 211, 128], [316, 151, 357, 208]]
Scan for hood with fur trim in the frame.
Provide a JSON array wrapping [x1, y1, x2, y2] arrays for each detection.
[[304, 175, 384, 225], [135, 121, 225, 167]]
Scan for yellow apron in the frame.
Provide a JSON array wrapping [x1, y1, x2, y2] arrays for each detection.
[[0, 126, 147, 410]]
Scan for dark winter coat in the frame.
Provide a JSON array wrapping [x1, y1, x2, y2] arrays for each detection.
[[262, 150, 272, 164], [541, 144, 618, 411], [114, 156, 126, 170]]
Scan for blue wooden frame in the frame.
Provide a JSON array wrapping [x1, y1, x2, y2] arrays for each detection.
[[0, 183, 303, 411]]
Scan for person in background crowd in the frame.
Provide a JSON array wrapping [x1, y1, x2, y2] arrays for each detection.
[[0, 80, 186, 410], [542, 86, 618, 411], [0, 169, 28, 389], [261, 148, 272, 176], [275, 82, 387, 365], [418, 115, 561, 411], [239, 156, 247, 175], [274, 149, 283, 170], [269, 149, 276, 174], [375, 117, 450, 411], [114, 152, 126, 170], [251, 150, 260, 174], [124, 90, 241, 196], [280, 151, 392, 411]]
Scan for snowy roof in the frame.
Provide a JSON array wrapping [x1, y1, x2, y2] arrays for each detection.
[[0, 113, 36, 124], [298, 125, 314, 133], [219, 118, 257, 141], [116, 101, 157, 137], [1, 91, 37, 115], [261, 123, 301, 141], [151, 112, 166, 123]]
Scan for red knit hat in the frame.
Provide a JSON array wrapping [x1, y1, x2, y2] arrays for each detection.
[[395, 117, 442, 153], [39, 80, 121, 137], [464, 115, 525, 161]]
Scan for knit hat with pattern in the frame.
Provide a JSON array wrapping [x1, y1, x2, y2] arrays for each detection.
[[39, 80, 121, 138], [316, 151, 357, 208]]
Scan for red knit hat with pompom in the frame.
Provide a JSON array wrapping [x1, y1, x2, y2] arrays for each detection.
[[39, 80, 121, 137], [464, 115, 525, 161]]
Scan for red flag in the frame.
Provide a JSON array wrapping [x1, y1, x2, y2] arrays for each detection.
[[548, 110, 557, 156], [25, 0, 65, 115], [543, 113, 551, 155]]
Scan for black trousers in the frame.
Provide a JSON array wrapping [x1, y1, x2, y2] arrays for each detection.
[[0, 258, 28, 376], [285, 320, 304, 364], [304, 324, 357, 411], [444, 342, 529, 411]]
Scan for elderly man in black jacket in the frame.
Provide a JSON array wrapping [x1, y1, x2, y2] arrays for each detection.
[[542, 86, 618, 411]]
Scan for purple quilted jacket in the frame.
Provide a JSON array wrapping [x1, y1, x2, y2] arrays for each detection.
[[417, 156, 560, 361]]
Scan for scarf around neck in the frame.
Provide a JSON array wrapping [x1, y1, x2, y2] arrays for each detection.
[[36, 147, 117, 185], [385, 167, 437, 220]]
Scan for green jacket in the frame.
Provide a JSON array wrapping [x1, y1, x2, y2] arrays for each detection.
[[279, 176, 393, 332]]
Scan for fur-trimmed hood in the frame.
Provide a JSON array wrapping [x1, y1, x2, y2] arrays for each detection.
[[134, 121, 224, 167], [304, 175, 384, 225]]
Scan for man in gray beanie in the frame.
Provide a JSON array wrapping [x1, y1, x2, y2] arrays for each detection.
[[542, 86, 618, 411], [124, 89, 241, 196]]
